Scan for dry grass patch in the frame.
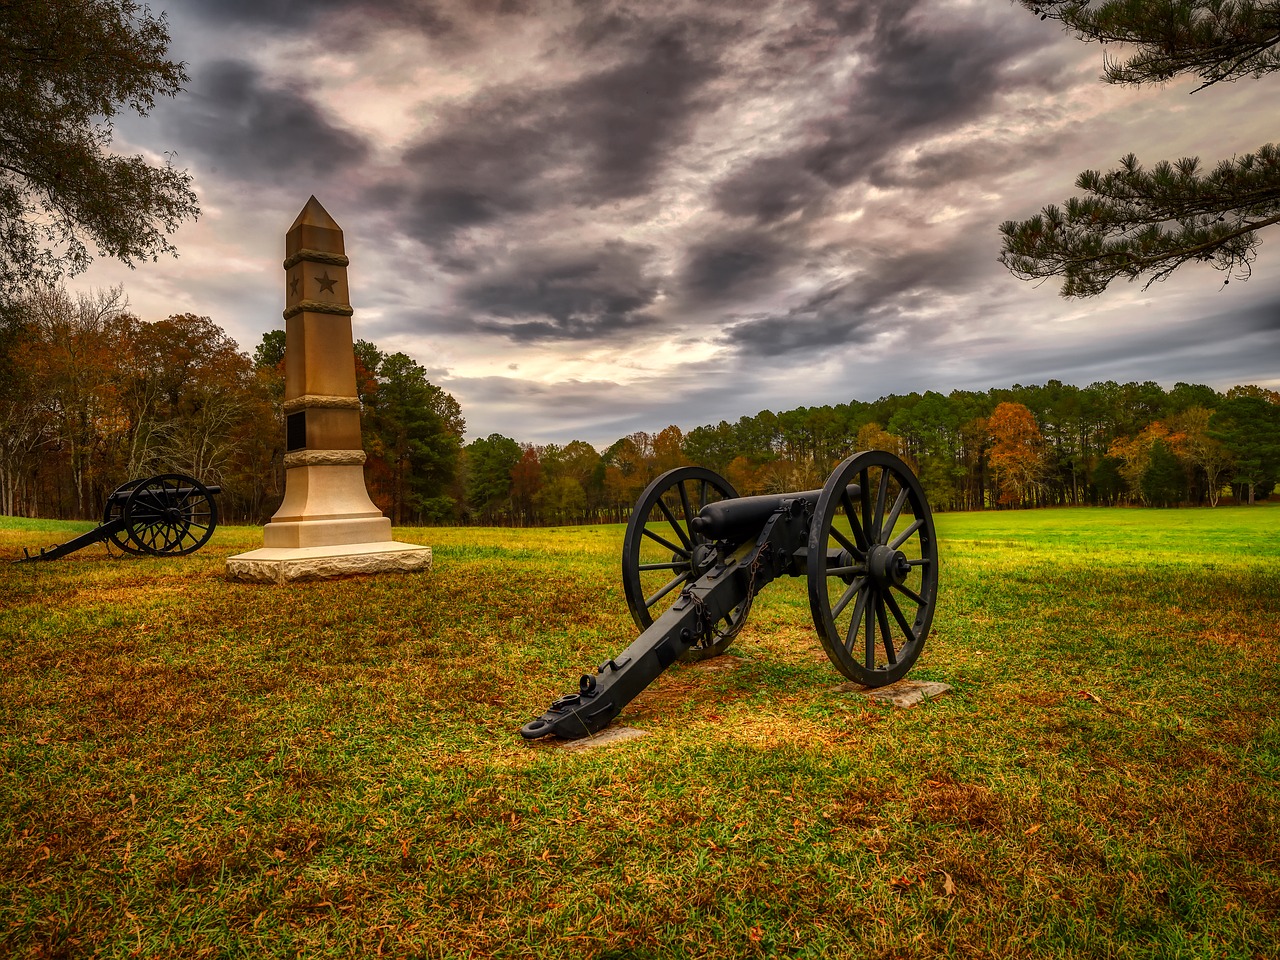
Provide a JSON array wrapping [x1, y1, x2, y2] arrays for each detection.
[[1, 510, 1278, 958]]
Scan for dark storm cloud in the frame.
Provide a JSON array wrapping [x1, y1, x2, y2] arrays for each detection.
[[679, 228, 793, 306], [722, 233, 994, 357], [873, 137, 1064, 190], [173, 0, 516, 41], [176, 0, 351, 28], [169, 60, 370, 183], [964, 296, 1280, 390], [381, 22, 722, 246], [448, 241, 662, 342], [713, 3, 1063, 224]]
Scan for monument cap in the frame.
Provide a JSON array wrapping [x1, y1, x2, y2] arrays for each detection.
[[286, 195, 344, 259]]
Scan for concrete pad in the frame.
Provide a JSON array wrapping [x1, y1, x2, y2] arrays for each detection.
[[833, 679, 952, 708], [555, 726, 647, 752], [225, 541, 431, 584]]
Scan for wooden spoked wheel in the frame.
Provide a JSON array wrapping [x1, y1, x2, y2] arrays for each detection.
[[123, 474, 219, 556], [621, 467, 746, 661], [103, 478, 146, 555], [807, 451, 938, 686]]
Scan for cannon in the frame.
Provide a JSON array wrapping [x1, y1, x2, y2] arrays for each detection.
[[519, 450, 939, 741], [15, 474, 220, 563]]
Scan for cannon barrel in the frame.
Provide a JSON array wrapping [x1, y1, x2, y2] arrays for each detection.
[[690, 485, 859, 542], [108, 483, 221, 502]]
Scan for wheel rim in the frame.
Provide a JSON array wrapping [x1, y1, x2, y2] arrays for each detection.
[[622, 466, 746, 661], [808, 451, 938, 686], [124, 474, 219, 556], [103, 479, 146, 555]]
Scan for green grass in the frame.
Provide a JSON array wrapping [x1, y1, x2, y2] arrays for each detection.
[[1, 507, 1277, 958]]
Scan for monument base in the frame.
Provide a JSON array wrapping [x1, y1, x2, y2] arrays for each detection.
[[225, 540, 431, 584], [263, 515, 392, 549]]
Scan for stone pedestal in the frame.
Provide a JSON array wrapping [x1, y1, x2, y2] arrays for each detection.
[[227, 197, 432, 584]]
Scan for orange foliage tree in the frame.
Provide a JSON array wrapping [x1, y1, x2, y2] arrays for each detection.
[[988, 402, 1044, 507], [1107, 422, 1188, 504]]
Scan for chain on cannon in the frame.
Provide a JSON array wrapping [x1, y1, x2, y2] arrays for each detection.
[[519, 450, 940, 741], [14, 474, 221, 563]]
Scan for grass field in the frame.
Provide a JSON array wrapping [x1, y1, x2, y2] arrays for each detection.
[[1, 507, 1277, 958]]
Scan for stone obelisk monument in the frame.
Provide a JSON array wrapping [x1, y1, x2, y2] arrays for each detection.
[[226, 197, 432, 583]]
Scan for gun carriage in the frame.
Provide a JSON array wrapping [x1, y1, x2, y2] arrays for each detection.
[[520, 450, 939, 741], [15, 474, 221, 563]]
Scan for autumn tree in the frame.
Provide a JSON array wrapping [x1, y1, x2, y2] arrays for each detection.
[[725, 455, 762, 496], [234, 332, 287, 522], [855, 423, 917, 473], [988, 402, 1045, 507], [1107, 422, 1187, 504], [602, 434, 652, 516], [0, 289, 277, 519], [0, 2, 198, 299], [15, 284, 134, 516], [651, 425, 688, 476], [0, 298, 49, 514], [1001, 1, 1280, 295], [127, 313, 256, 481], [1168, 405, 1232, 504], [510, 446, 543, 526]]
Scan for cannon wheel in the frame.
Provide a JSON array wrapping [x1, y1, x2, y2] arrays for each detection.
[[103, 478, 147, 555], [622, 466, 747, 661], [123, 474, 219, 556], [808, 451, 938, 687]]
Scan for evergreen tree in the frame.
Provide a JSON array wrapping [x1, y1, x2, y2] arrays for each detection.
[[1092, 455, 1125, 505], [1210, 392, 1280, 502], [464, 434, 522, 522], [1001, 1, 1280, 295], [253, 330, 286, 371], [363, 352, 464, 524], [1141, 439, 1184, 506]]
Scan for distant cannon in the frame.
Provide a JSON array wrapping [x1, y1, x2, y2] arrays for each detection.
[[520, 450, 939, 740], [15, 474, 220, 563]]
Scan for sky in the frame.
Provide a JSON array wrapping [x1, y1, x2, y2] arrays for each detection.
[[79, 0, 1280, 448]]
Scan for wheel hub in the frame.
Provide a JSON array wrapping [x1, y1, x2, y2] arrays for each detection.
[[868, 544, 910, 587]]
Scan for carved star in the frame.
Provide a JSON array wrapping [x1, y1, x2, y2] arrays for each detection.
[[315, 270, 338, 295], [289, 274, 300, 296]]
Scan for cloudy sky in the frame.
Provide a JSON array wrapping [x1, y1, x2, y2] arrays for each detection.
[[80, 0, 1279, 447]]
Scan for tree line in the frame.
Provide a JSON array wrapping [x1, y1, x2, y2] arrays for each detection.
[[464, 380, 1279, 525], [0, 287, 463, 524], [2, 287, 1277, 526]]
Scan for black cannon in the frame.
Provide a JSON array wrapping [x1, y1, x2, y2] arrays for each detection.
[[15, 474, 220, 563], [520, 450, 939, 740]]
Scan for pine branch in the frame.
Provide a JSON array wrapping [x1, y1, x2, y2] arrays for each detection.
[[1022, 1, 1280, 89], [999, 145, 1280, 296]]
